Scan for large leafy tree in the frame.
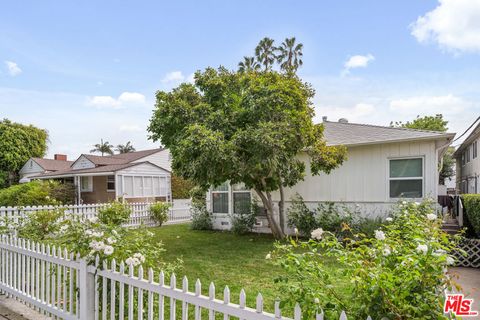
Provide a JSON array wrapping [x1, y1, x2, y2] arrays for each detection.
[[277, 37, 303, 74], [115, 141, 136, 154], [391, 114, 454, 184], [255, 37, 276, 71], [149, 68, 346, 238], [0, 119, 48, 186], [90, 139, 114, 156]]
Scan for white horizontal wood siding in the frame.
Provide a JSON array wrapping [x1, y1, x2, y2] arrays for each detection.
[[457, 136, 480, 193], [133, 149, 171, 171], [271, 140, 437, 204], [71, 155, 95, 170], [19, 159, 45, 178]]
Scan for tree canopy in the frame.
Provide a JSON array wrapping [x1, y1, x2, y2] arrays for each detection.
[[115, 141, 136, 154], [90, 139, 114, 156], [0, 119, 48, 186], [149, 68, 346, 237]]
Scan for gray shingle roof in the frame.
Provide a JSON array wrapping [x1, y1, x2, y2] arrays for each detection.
[[32, 158, 74, 171], [322, 121, 455, 146], [31, 162, 144, 178], [81, 148, 163, 166]]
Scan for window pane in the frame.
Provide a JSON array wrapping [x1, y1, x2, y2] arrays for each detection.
[[212, 193, 228, 213], [134, 177, 143, 196], [233, 192, 251, 214], [107, 175, 115, 191], [212, 182, 228, 191], [390, 180, 422, 198], [390, 159, 422, 178], [144, 177, 152, 196], [124, 177, 133, 196]]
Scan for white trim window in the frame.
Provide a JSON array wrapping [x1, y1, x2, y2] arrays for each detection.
[[212, 182, 229, 214], [80, 176, 93, 192], [389, 157, 423, 198], [232, 183, 251, 214], [473, 141, 478, 159], [107, 175, 115, 192], [467, 146, 471, 163]]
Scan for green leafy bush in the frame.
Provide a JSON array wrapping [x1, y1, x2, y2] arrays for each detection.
[[190, 201, 213, 230], [98, 201, 131, 226], [462, 194, 480, 237], [171, 175, 195, 199], [17, 208, 63, 241], [273, 200, 461, 319], [286, 194, 317, 236], [0, 180, 75, 206], [149, 202, 170, 226], [230, 202, 258, 235]]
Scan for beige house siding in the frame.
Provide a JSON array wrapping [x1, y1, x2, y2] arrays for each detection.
[[81, 176, 116, 204]]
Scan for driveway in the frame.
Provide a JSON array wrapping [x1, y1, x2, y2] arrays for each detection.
[[450, 267, 480, 319]]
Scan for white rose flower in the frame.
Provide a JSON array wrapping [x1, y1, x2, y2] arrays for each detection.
[[383, 247, 391, 256], [402, 201, 407, 205], [311, 228, 324, 240], [426, 213, 437, 221], [85, 230, 93, 236], [265, 253, 271, 260], [125, 257, 134, 266], [88, 216, 99, 223], [112, 230, 118, 236], [446, 256, 455, 266], [416, 244, 428, 254], [293, 227, 299, 235], [374, 230, 386, 241], [103, 245, 114, 255], [385, 217, 393, 222], [106, 237, 116, 244], [314, 298, 320, 304], [133, 253, 146, 263]]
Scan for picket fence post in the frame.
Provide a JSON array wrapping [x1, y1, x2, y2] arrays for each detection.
[[79, 258, 95, 319]]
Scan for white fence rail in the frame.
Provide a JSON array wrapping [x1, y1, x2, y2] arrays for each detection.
[[0, 235, 368, 320], [0, 200, 192, 228]]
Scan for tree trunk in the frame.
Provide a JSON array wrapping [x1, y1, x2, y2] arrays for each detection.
[[278, 183, 285, 233], [255, 189, 285, 239]]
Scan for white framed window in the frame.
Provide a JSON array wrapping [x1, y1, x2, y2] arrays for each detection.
[[212, 182, 229, 214], [232, 183, 251, 214], [107, 175, 115, 192], [389, 157, 423, 198], [467, 147, 471, 163], [473, 141, 478, 159], [80, 176, 93, 192]]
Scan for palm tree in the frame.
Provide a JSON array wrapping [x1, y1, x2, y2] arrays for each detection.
[[277, 37, 303, 74], [238, 56, 261, 73], [115, 141, 136, 154], [255, 37, 276, 71], [90, 139, 114, 156]]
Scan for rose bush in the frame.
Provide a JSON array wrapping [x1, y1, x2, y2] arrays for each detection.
[[272, 200, 462, 319]]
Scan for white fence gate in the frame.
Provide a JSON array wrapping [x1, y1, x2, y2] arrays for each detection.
[[0, 235, 366, 320], [0, 200, 192, 228]]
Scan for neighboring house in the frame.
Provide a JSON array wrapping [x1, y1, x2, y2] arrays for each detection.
[[453, 120, 480, 194], [207, 118, 455, 232], [21, 148, 172, 204]]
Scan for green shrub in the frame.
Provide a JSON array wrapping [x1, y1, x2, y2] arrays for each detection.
[[98, 201, 131, 226], [17, 208, 63, 241], [171, 175, 195, 199], [462, 194, 480, 237], [287, 194, 317, 236], [230, 202, 258, 235], [272, 200, 461, 319], [149, 202, 170, 226], [190, 201, 213, 230], [0, 180, 75, 206]]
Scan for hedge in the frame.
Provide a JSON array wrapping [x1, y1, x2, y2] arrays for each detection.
[[462, 194, 480, 238], [0, 180, 75, 207]]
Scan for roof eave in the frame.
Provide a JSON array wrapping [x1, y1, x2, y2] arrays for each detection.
[[327, 133, 456, 148]]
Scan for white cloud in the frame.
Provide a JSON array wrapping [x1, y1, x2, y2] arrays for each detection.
[[86, 91, 146, 109], [4, 61, 22, 76], [161, 71, 185, 84], [319, 103, 376, 122], [118, 92, 146, 104], [342, 54, 375, 75], [411, 0, 480, 53], [389, 94, 470, 115]]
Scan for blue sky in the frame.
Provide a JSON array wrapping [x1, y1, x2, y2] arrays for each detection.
[[1, 0, 479, 158]]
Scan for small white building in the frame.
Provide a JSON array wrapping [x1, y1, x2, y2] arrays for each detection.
[[20, 149, 172, 204], [207, 119, 455, 232]]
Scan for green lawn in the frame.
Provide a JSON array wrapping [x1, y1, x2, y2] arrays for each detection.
[[135, 223, 345, 314]]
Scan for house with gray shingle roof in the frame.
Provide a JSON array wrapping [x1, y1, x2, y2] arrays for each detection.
[[207, 118, 455, 232], [19, 148, 172, 204]]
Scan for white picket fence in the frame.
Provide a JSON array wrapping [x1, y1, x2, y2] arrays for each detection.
[[0, 200, 192, 228], [0, 235, 365, 320]]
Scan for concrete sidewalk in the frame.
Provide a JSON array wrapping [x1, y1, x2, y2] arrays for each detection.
[[450, 267, 480, 319], [0, 295, 50, 320]]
